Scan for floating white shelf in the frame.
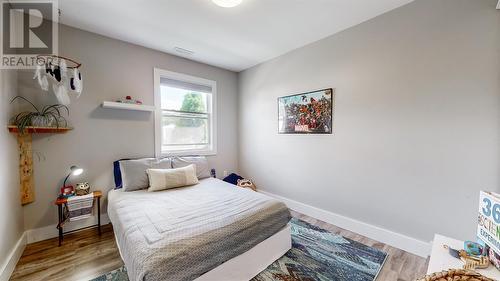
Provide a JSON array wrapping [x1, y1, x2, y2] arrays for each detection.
[[101, 101, 155, 112]]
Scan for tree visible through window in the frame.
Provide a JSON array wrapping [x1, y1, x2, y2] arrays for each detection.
[[177, 93, 206, 127]]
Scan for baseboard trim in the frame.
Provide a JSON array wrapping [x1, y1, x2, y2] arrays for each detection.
[[260, 190, 430, 258], [0, 232, 27, 281], [26, 214, 110, 244]]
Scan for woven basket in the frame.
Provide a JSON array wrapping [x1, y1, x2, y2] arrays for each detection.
[[416, 269, 496, 281]]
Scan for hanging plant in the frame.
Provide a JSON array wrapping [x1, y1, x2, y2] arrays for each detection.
[[10, 96, 69, 133]]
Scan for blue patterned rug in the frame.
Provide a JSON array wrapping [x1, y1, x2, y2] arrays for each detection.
[[91, 218, 387, 281]]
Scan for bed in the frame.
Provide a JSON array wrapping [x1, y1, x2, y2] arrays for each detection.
[[108, 177, 291, 281]]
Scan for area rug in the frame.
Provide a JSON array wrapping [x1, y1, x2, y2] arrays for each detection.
[[91, 218, 387, 281]]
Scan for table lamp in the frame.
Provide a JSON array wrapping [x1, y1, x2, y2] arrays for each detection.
[[63, 165, 83, 187], [60, 165, 84, 198]]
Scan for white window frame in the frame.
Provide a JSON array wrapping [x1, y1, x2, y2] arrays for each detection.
[[154, 68, 217, 157]]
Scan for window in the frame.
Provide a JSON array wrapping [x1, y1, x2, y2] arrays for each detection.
[[154, 69, 216, 156]]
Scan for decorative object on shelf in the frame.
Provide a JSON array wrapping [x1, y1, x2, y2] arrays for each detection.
[[60, 165, 84, 198], [60, 185, 75, 198], [278, 88, 334, 134], [75, 182, 91, 196], [416, 269, 495, 281], [116, 95, 143, 104], [34, 55, 83, 105], [443, 245, 490, 270], [444, 244, 462, 259], [10, 96, 69, 133], [237, 179, 257, 191], [465, 241, 487, 257]]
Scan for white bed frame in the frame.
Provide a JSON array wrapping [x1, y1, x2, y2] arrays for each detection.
[[114, 224, 292, 281]]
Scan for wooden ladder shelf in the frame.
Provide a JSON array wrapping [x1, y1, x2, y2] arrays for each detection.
[[7, 126, 73, 205]]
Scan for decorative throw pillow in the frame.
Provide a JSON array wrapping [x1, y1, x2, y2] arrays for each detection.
[[147, 164, 199, 192], [172, 156, 211, 179]]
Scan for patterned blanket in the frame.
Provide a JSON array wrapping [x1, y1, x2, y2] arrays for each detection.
[[108, 178, 291, 281]]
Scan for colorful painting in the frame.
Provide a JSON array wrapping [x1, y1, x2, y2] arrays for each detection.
[[278, 88, 334, 134]]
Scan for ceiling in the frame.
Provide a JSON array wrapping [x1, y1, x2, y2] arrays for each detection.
[[59, 0, 415, 72]]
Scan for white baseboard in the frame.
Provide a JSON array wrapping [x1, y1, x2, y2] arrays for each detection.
[[0, 233, 27, 281], [260, 190, 431, 258], [26, 214, 110, 244]]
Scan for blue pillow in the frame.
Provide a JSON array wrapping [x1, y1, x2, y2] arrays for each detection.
[[223, 173, 244, 185], [113, 159, 130, 189]]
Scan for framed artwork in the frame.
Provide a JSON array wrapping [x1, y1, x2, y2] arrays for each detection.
[[278, 88, 334, 134]]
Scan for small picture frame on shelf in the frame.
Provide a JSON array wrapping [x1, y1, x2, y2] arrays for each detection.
[[60, 186, 75, 198]]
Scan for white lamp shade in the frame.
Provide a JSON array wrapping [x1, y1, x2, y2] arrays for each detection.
[[73, 168, 83, 176], [70, 165, 84, 176]]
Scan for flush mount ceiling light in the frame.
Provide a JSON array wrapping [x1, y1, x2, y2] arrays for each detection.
[[212, 0, 242, 8]]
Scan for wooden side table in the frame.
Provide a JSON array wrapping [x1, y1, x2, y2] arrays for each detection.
[[54, 190, 102, 246]]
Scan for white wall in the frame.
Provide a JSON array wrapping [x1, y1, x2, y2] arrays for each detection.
[[238, 0, 500, 244], [0, 70, 24, 279], [18, 25, 239, 230]]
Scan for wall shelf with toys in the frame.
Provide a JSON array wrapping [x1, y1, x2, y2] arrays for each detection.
[[101, 101, 155, 112]]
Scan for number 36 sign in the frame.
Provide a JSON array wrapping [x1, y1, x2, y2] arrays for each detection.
[[478, 191, 500, 254]]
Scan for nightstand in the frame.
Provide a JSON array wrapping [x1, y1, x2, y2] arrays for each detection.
[[54, 191, 102, 246]]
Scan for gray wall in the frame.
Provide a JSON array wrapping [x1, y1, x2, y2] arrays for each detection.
[[0, 70, 24, 273], [238, 0, 500, 242], [19, 25, 239, 230]]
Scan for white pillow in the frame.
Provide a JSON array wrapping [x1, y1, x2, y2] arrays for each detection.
[[147, 164, 199, 192], [172, 156, 210, 179], [120, 158, 171, 191]]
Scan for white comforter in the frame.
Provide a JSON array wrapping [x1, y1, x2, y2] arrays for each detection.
[[108, 178, 291, 281]]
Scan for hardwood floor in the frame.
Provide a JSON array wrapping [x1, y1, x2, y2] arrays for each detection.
[[10, 212, 428, 281], [10, 225, 123, 281]]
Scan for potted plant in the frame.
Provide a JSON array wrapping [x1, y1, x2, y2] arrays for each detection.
[[10, 96, 69, 133]]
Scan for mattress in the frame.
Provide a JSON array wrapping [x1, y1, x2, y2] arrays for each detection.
[[108, 178, 291, 281]]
